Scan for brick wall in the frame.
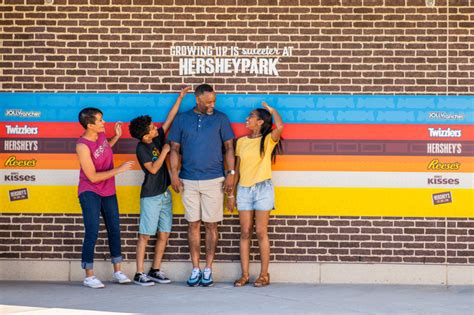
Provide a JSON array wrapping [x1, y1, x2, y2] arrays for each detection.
[[0, 0, 473, 94], [1, 214, 473, 264], [1, 0, 473, 265]]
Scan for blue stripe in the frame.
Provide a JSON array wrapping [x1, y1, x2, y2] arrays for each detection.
[[1, 93, 472, 124]]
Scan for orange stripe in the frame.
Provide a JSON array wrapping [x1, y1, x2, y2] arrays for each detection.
[[2, 153, 472, 172], [0, 153, 141, 170], [274, 155, 473, 172]]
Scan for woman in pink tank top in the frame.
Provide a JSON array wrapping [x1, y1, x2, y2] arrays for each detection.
[[76, 107, 134, 289]]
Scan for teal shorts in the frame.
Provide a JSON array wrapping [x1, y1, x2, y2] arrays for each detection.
[[139, 190, 172, 235]]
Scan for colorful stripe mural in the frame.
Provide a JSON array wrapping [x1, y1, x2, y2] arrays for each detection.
[[1, 93, 473, 217]]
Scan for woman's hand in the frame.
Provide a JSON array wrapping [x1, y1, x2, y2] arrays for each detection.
[[114, 121, 123, 138]]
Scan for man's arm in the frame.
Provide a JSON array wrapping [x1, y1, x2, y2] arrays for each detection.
[[161, 86, 191, 133], [223, 139, 235, 194], [170, 141, 183, 193]]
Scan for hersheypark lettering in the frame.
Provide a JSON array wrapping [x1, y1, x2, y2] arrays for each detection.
[[179, 58, 278, 76], [171, 45, 293, 76]]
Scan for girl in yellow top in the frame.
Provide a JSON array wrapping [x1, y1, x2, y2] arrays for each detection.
[[227, 102, 283, 287]]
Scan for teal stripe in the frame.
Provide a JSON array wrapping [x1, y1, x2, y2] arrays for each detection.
[[1, 93, 472, 124]]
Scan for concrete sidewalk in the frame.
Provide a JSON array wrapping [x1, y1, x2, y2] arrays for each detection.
[[1, 281, 473, 314]]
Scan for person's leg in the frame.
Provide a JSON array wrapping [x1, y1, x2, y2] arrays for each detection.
[[136, 234, 150, 273], [201, 177, 225, 269], [238, 210, 254, 278], [137, 196, 161, 273], [101, 194, 123, 272], [152, 231, 170, 269], [152, 190, 173, 270], [253, 180, 274, 286], [255, 210, 271, 277], [188, 221, 201, 268], [182, 179, 202, 270], [79, 192, 101, 278], [204, 222, 218, 269]]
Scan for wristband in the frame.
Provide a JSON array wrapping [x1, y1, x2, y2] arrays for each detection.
[[227, 195, 235, 199]]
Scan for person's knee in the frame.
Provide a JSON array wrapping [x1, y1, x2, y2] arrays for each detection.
[[240, 228, 252, 241], [84, 228, 99, 242], [255, 228, 268, 241], [188, 221, 200, 230], [158, 232, 170, 242], [139, 234, 150, 242], [204, 222, 217, 231]]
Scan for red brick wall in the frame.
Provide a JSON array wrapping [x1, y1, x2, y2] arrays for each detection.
[[0, 0, 473, 94], [1, 214, 473, 264], [1, 0, 473, 265]]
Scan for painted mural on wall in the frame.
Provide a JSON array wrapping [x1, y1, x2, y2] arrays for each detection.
[[1, 93, 473, 217]]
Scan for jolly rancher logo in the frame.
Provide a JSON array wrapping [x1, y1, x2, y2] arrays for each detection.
[[171, 45, 294, 76]]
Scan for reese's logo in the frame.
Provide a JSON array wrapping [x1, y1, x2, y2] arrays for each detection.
[[4, 156, 37, 167], [427, 159, 460, 171]]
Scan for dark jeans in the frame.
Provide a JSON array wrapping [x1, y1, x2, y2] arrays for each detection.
[[79, 191, 123, 269]]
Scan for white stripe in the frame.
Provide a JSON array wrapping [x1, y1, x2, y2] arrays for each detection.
[[1, 170, 473, 189], [0, 170, 145, 187], [272, 171, 474, 189]]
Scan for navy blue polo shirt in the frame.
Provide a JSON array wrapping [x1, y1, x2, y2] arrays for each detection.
[[168, 108, 235, 180]]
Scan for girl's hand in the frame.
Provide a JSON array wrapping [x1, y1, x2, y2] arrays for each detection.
[[262, 101, 274, 115], [226, 196, 236, 213]]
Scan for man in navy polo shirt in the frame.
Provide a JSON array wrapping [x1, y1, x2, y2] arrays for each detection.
[[169, 84, 235, 287]]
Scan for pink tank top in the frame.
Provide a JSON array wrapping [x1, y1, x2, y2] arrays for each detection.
[[77, 132, 116, 197]]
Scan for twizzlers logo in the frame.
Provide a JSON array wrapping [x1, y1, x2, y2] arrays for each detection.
[[428, 128, 461, 138], [5, 124, 38, 135]]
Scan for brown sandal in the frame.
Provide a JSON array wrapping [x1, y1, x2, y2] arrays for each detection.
[[254, 273, 270, 287], [234, 274, 250, 287]]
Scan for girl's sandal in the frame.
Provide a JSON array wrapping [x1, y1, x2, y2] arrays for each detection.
[[233, 275, 250, 287], [253, 274, 270, 287]]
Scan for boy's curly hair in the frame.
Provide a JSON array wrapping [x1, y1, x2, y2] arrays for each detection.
[[129, 115, 152, 140]]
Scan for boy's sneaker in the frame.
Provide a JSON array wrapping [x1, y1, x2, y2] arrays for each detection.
[[133, 272, 155, 286], [112, 271, 132, 284], [186, 268, 202, 287], [148, 268, 171, 284], [83, 276, 105, 289], [201, 268, 214, 287]]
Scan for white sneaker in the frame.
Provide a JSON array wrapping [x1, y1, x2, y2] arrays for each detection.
[[83, 276, 105, 289], [112, 271, 131, 284]]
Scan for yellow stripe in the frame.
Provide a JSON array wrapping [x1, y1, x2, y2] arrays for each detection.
[[1, 186, 473, 218]]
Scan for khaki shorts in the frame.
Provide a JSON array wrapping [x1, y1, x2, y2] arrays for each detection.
[[181, 177, 225, 223]]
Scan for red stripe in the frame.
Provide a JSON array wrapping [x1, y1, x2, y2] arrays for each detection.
[[1, 122, 472, 141]]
